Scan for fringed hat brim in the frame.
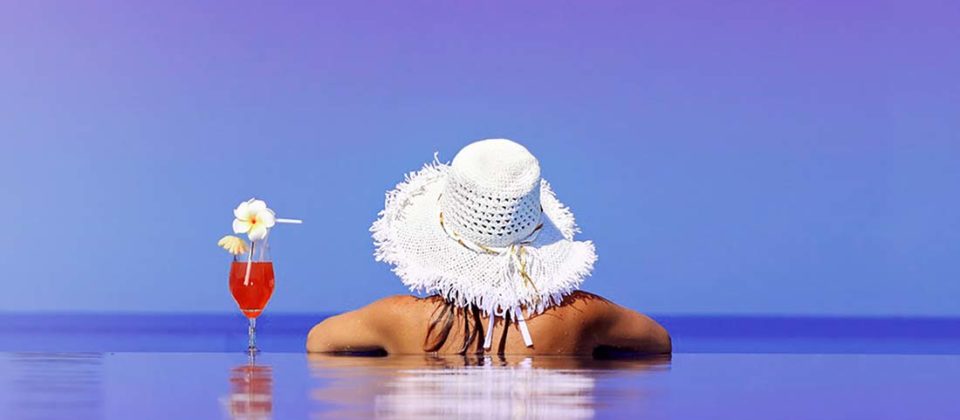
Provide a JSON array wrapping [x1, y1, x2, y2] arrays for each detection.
[[371, 157, 597, 314]]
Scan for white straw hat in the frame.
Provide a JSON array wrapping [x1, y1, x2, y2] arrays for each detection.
[[371, 139, 597, 346]]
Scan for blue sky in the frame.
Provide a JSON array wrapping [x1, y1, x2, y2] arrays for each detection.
[[2, 0, 958, 315]]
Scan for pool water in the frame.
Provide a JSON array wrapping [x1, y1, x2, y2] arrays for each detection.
[[1, 352, 958, 419], [1, 314, 958, 419]]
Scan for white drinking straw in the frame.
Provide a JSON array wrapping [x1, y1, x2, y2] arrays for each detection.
[[244, 245, 254, 286], [259, 232, 268, 261], [243, 217, 301, 287]]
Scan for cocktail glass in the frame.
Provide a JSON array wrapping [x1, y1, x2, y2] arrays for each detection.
[[229, 237, 275, 353]]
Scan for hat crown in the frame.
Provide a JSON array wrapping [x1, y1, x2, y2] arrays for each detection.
[[440, 139, 543, 247], [450, 139, 541, 193]]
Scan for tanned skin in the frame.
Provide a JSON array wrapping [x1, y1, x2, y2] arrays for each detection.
[[306, 291, 671, 356]]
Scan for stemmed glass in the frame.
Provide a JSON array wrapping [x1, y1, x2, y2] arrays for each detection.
[[229, 236, 275, 353], [221, 197, 299, 354]]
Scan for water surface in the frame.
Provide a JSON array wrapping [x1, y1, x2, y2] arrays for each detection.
[[1, 314, 958, 419], [1, 352, 957, 419]]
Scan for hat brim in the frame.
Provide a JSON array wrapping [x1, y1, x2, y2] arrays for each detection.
[[371, 157, 597, 314]]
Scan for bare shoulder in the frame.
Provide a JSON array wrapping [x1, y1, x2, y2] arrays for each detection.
[[548, 290, 619, 317], [365, 294, 426, 310], [342, 294, 434, 327], [546, 290, 671, 354], [560, 291, 651, 316], [365, 294, 441, 319], [306, 294, 431, 353]]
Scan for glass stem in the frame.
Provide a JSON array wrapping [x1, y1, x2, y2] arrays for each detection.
[[248, 317, 257, 353]]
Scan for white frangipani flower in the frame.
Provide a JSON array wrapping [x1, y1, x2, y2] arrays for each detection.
[[232, 198, 276, 241]]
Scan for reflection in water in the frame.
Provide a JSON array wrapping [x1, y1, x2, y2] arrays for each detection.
[[308, 354, 669, 419], [375, 357, 594, 419], [222, 355, 274, 420], [6, 352, 103, 419]]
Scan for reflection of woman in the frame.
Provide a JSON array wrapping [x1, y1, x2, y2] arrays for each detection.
[[375, 358, 595, 419], [308, 354, 670, 419], [308, 139, 670, 356]]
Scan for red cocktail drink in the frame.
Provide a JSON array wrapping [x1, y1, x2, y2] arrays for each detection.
[[229, 261, 275, 319]]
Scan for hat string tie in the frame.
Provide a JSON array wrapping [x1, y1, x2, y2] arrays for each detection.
[[438, 205, 542, 349], [483, 306, 506, 349], [480, 305, 534, 349]]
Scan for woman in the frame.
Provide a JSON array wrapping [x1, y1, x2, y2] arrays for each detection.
[[307, 139, 670, 356]]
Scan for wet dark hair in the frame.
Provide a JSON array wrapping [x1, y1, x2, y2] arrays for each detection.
[[424, 300, 487, 354]]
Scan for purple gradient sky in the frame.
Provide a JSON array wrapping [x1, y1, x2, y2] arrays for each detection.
[[1, 1, 958, 315]]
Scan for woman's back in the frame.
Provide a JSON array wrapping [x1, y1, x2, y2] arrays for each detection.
[[308, 139, 671, 357], [307, 291, 671, 356]]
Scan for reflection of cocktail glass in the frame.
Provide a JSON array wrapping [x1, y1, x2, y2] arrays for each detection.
[[229, 238, 275, 353], [223, 356, 273, 419]]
